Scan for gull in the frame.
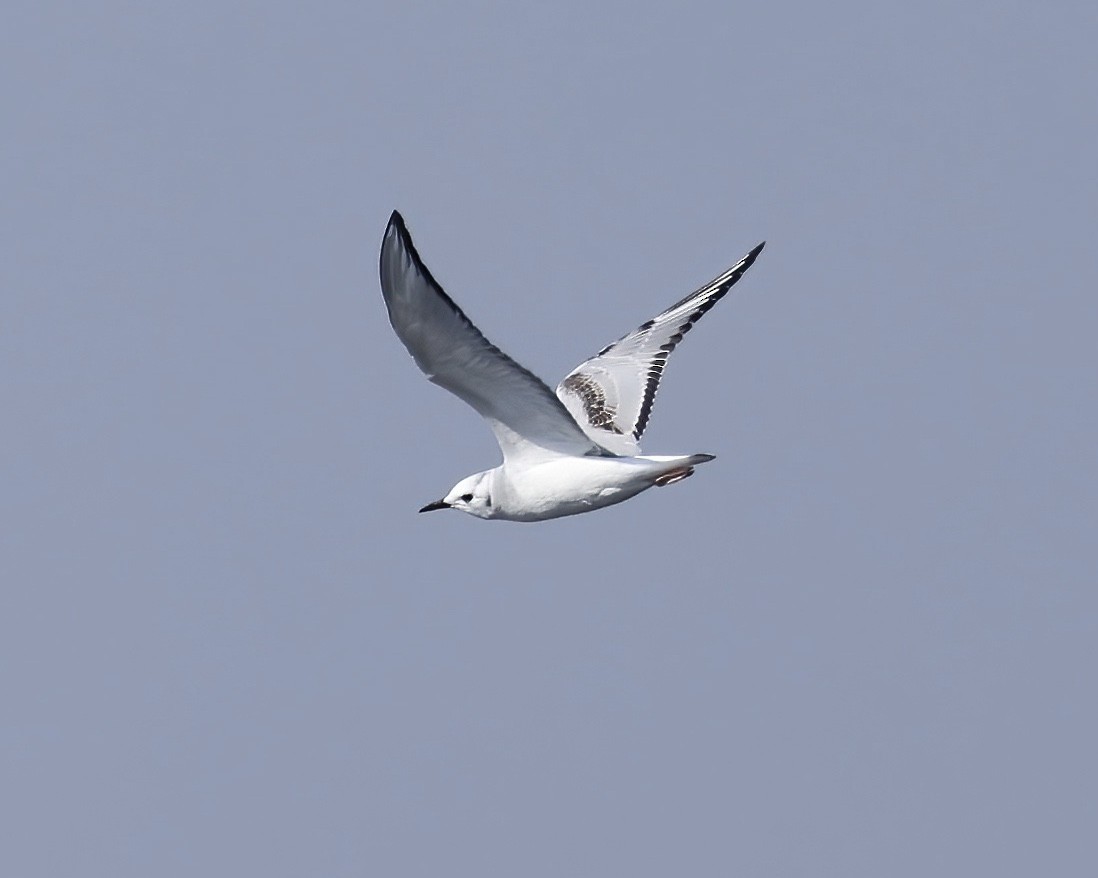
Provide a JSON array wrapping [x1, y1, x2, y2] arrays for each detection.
[[379, 211, 764, 522]]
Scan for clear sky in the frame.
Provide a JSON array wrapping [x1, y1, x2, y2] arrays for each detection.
[[3, 2, 1096, 876]]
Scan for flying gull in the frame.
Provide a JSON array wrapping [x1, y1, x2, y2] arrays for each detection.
[[379, 211, 764, 522]]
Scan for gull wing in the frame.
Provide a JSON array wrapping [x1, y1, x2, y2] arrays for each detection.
[[556, 241, 765, 455], [379, 211, 610, 464]]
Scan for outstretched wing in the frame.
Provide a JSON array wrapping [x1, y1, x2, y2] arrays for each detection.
[[556, 241, 765, 455], [380, 211, 610, 464]]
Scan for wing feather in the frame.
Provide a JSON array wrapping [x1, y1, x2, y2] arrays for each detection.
[[380, 212, 609, 464], [557, 242, 764, 455]]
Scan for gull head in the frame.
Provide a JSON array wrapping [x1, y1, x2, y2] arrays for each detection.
[[419, 471, 494, 519]]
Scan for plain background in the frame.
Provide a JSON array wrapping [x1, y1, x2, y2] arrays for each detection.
[[3, 2, 1096, 876]]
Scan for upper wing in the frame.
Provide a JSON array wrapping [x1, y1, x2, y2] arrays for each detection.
[[379, 211, 610, 464], [556, 241, 765, 455]]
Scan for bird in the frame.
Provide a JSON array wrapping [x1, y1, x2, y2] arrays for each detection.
[[379, 210, 764, 522]]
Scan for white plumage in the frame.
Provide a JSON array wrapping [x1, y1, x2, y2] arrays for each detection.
[[379, 211, 763, 522]]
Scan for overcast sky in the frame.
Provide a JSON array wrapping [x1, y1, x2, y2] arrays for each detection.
[[3, 2, 1096, 876]]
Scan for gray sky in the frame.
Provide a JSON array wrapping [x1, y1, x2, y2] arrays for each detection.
[[3, 2, 1096, 876]]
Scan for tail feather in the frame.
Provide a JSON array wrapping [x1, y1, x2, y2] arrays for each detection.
[[647, 453, 716, 487], [642, 453, 716, 465]]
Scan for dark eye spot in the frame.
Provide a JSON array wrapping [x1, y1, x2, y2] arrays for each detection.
[[460, 493, 473, 502]]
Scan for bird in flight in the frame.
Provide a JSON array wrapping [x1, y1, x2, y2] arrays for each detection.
[[379, 211, 764, 522]]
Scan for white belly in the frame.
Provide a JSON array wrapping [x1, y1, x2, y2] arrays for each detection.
[[491, 455, 698, 522]]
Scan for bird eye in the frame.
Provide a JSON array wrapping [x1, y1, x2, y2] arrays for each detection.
[[460, 493, 473, 502]]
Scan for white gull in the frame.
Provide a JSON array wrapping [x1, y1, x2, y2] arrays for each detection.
[[379, 211, 764, 522]]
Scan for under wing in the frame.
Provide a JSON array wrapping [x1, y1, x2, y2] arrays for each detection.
[[379, 211, 610, 464], [556, 241, 764, 455]]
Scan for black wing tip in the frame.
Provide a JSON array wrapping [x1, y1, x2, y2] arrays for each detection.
[[381, 210, 411, 279], [386, 209, 408, 236], [378, 209, 482, 333], [382, 210, 427, 272], [744, 240, 766, 264]]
